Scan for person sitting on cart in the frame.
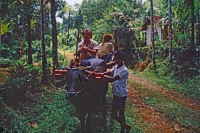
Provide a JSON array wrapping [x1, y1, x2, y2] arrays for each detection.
[[77, 29, 98, 63], [98, 33, 114, 63]]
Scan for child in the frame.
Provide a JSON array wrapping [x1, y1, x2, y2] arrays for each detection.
[[89, 50, 131, 133]]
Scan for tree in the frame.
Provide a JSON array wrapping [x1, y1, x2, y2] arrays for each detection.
[[1, 0, 42, 61], [184, 0, 195, 48], [17, 0, 37, 64], [0, 6, 2, 45], [51, 0, 58, 75], [25, 9, 33, 65], [150, 0, 156, 68], [74, 9, 83, 30], [198, 2, 200, 46], [168, 0, 172, 63], [41, 0, 48, 84], [103, 0, 146, 66]]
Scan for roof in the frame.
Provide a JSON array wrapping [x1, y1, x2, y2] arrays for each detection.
[[141, 16, 162, 30]]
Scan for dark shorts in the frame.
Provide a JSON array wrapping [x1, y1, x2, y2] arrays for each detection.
[[112, 95, 127, 109]]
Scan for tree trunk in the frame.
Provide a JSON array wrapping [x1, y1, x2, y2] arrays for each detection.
[[41, 0, 48, 85], [191, 0, 195, 48], [51, 0, 58, 75], [150, 0, 156, 68], [198, 5, 200, 46], [0, 16, 1, 55], [68, 12, 70, 38], [168, 0, 173, 64], [27, 14, 33, 65]]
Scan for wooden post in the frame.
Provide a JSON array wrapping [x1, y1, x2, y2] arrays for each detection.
[[75, 29, 79, 63], [114, 29, 118, 51]]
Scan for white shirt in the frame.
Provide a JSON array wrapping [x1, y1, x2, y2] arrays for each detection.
[[110, 64, 129, 97], [78, 39, 98, 57], [98, 42, 114, 57]]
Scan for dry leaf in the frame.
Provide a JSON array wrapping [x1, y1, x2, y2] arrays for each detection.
[[174, 124, 181, 132], [28, 122, 38, 128]]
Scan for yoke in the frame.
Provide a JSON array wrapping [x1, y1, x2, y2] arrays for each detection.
[[54, 58, 109, 81]]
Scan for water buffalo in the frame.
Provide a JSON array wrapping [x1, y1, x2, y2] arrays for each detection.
[[56, 58, 108, 133]]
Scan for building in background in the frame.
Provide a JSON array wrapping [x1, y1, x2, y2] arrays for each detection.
[[140, 16, 162, 46]]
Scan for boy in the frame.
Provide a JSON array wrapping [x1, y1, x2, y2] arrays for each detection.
[[89, 50, 131, 133]]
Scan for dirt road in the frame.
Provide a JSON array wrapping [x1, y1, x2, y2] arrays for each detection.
[[127, 74, 200, 133]]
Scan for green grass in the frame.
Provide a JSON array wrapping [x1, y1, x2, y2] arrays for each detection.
[[1, 89, 80, 133], [129, 80, 200, 131], [1, 83, 146, 133]]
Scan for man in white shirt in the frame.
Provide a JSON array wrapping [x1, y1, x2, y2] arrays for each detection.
[[77, 29, 98, 63]]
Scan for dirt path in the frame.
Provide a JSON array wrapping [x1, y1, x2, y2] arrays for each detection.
[[127, 84, 179, 133], [0, 70, 10, 85], [127, 74, 200, 133], [58, 49, 75, 61], [128, 74, 200, 113]]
